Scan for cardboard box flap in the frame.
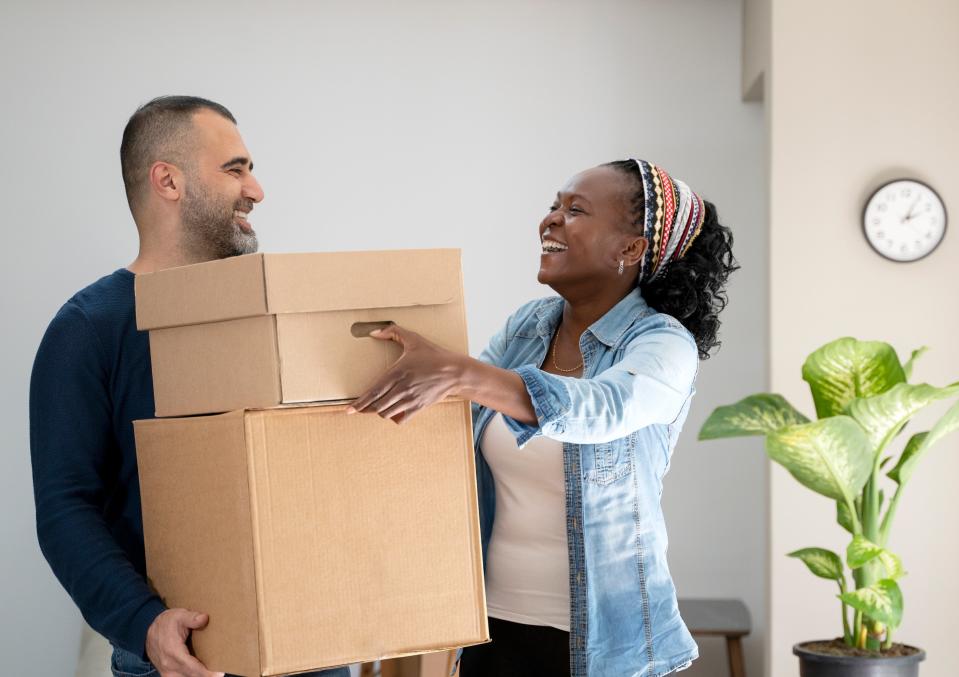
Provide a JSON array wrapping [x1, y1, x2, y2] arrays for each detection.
[[136, 254, 268, 330], [262, 249, 461, 314], [135, 249, 463, 330]]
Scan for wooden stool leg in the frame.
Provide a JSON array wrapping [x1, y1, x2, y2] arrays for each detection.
[[726, 636, 746, 677]]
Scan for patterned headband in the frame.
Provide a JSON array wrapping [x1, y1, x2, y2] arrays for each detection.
[[630, 158, 706, 282]]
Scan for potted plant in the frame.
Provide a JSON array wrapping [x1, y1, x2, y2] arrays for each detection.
[[699, 337, 959, 676]]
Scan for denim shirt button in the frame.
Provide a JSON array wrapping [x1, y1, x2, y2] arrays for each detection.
[[576, 572, 583, 585]]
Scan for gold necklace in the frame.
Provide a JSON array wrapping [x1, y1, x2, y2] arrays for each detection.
[[551, 332, 583, 373]]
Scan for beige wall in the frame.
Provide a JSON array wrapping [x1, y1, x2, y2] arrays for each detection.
[[767, 1, 959, 675]]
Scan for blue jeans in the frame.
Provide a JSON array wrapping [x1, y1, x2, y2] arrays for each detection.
[[111, 645, 352, 677]]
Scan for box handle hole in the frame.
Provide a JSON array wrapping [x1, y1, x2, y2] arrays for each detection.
[[351, 320, 395, 338]]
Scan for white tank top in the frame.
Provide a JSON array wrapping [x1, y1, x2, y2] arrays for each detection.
[[481, 413, 570, 631]]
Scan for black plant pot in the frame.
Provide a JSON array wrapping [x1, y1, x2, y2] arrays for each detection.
[[794, 641, 926, 677]]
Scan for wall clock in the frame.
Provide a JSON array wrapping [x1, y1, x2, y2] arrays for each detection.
[[862, 178, 947, 262]]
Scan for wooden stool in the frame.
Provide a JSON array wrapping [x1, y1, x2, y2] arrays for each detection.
[[678, 598, 751, 677]]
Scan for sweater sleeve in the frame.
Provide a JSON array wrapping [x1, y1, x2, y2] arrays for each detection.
[[29, 302, 165, 658]]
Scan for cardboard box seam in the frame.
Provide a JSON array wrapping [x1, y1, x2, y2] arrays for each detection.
[[244, 413, 270, 673], [271, 315, 284, 405]]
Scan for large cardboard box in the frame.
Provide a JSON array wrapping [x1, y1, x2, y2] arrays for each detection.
[[135, 250, 467, 417], [134, 400, 488, 677]]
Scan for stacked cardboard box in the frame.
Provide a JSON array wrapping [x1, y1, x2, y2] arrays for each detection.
[[133, 250, 487, 677]]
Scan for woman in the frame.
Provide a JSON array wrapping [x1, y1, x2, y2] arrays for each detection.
[[348, 159, 737, 676]]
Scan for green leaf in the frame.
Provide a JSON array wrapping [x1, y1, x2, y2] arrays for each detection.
[[889, 433, 926, 485], [699, 394, 810, 440], [878, 551, 905, 580], [902, 347, 928, 380], [837, 500, 855, 534], [802, 338, 906, 419], [847, 382, 959, 451], [766, 417, 873, 503], [788, 547, 844, 580], [839, 579, 903, 629], [846, 537, 903, 578], [847, 535, 882, 568], [888, 398, 959, 485]]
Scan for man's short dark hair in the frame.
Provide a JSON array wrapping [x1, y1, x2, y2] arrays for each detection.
[[120, 95, 236, 213]]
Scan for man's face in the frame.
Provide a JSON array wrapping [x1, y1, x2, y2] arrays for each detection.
[[179, 109, 264, 260]]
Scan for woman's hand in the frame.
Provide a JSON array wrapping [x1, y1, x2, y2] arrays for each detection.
[[347, 324, 465, 424]]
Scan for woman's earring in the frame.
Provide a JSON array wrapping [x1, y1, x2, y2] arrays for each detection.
[[618, 260, 625, 275]]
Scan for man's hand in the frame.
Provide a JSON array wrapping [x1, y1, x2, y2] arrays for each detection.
[[347, 324, 464, 424], [146, 608, 225, 677]]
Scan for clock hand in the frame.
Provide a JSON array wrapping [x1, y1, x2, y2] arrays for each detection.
[[904, 194, 921, 222]]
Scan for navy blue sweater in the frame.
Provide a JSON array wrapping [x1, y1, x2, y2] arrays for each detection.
[[30, 268, 166, 657]]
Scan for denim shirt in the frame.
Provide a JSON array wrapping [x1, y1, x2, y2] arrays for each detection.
[[471, 287, 699, 677]]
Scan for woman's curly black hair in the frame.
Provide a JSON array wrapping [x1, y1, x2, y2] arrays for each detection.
[[605, 160, 739, 360]]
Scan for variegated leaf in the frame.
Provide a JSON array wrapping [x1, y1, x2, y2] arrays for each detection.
[[788, 547, 844, 581], [847, 382, 959, 451], [766, 417, 872, 503], [878, 551, 905, 580], [699, 394, 810, 440], [902, 347, 928, 380], [846, 536, 904, 579], [839, 579, 903, 629], [802, 338, 906, 419], [888, 399, 959, 485], [836, 500, 855, 534]]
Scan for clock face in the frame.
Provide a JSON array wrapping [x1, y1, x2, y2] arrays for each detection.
[[863, 179, 947, 262]]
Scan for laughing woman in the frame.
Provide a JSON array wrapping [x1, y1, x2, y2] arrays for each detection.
[[349, 159, 737, 677]]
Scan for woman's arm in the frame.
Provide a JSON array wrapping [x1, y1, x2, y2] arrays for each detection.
[[505, 323, 699, 444], [347, 324, 537, 425], [349, 318, 698, 445]]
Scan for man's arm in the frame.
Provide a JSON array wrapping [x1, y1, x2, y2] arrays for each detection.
[[29, 302, 166, 657]]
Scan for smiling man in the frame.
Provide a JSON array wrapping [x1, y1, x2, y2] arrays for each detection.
[[29, 96, 348, 677]]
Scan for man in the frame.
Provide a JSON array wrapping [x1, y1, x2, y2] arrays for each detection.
[[30, 96, 350, 677]]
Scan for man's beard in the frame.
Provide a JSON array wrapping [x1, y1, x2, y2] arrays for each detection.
[[180, 177, 258, 261]]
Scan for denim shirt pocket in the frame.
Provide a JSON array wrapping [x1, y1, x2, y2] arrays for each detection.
[[584, 432, 635, 486]]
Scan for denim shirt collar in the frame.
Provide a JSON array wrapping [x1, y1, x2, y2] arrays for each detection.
[[532, 287, 652, 348]]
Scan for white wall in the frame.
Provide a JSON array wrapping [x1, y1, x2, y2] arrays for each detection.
[[767, 1, 959, 675], [0, 2, 766, 675]]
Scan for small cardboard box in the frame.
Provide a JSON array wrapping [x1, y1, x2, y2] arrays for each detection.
[[134, 399, 488, 677], [135, 250, 467, 417]]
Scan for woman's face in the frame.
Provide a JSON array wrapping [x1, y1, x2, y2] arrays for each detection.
[[537, 165, 646, 291]]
